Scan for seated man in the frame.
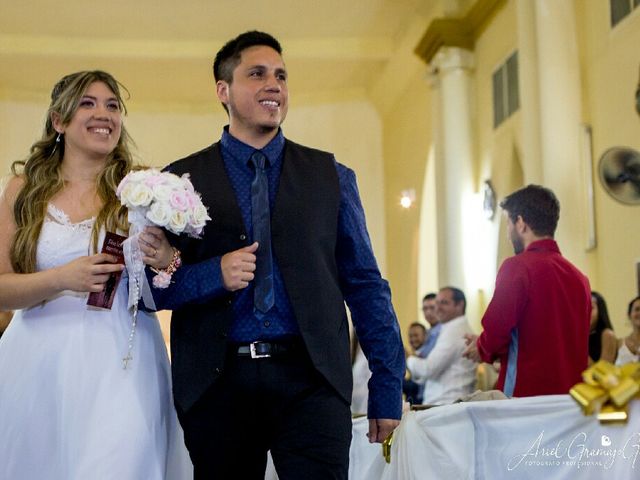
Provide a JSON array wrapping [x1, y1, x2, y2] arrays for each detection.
[[408, 322, 427, 356], [418, 292, 441, 358], [403, 322, 427, 404], [403, 293, 441, 404], [406, 287, 476, 405]]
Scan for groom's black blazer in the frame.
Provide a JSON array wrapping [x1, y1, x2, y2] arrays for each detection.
[[164, 140, 352, 413]]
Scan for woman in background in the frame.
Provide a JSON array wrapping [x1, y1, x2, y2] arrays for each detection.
[[588, 291, 617, 363], [616, 295, 640, 366], [0, 71, 190, 479]]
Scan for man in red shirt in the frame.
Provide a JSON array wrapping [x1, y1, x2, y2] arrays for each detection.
[[463, 185, 591, 397]]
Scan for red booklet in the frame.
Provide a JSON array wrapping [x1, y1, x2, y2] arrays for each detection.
[[87, 232, 127, 310]]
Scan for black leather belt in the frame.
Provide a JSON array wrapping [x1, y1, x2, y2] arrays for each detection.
[[236, 340, 299, 359]]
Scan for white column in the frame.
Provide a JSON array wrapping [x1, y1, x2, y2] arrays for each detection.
[[430, 47, 475, 288]]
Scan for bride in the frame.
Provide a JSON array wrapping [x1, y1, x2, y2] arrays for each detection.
[[0, 71, 191, 479]]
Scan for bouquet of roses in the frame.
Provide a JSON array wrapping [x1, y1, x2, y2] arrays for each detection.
[[117, 169, 210, 303], [117, 168, 210, 238]]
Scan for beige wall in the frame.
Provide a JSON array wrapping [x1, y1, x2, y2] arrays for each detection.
[[467, 0, 521, 328], [0, 101, 46, 170], [577, 1, 640, 333], [381, 72, 432, 331]]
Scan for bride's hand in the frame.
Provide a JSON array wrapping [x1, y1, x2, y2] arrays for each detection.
[[57, 254, 124, 293], [139, 226, 173, 269]]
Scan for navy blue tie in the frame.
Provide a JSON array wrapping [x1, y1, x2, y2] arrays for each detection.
[[249, 151, 275, 313]]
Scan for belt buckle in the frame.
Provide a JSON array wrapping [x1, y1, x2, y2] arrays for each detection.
[[250, 341, 271, 359]]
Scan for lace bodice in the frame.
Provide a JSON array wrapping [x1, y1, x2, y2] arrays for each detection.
[[36, 204, 96, 272]]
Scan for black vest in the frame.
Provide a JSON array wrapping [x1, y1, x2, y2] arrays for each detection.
[[167, 140, 352, 412]]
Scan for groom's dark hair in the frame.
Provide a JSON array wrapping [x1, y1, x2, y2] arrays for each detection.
[[213, 31, 283, 84]]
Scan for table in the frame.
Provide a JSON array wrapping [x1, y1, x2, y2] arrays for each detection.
[[347, 395, 639, 479]]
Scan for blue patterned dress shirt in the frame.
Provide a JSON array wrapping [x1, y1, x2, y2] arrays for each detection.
[[151, 128, 404, 419]]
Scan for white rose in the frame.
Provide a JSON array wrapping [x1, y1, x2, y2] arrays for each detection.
[[116, 177, 129, 197], [190, 204, 210, 230], [145, 201, 172, 227], [119, 182, 137, 207], [164, 173, 184, 189], [128, 170, 150, 183], [128, 183, 154, 207], [168, 210, 188, 234], [152, 184, 173, 203]]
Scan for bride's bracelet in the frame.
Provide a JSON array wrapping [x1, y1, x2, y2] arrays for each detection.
[[151, 247, 182, 288], [160, 247, 182, 275]]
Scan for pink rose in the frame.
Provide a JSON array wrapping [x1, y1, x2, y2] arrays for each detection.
[[144, 173, 165, 188], [152, 271, 172, 289], [185, 191, 198, 209], [169, 190, 189, 211]]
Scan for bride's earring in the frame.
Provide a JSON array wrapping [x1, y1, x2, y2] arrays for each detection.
[[51, 132, 63, 156]]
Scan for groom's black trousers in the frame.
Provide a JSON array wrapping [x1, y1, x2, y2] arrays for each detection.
[[176, 337, 352, 479]]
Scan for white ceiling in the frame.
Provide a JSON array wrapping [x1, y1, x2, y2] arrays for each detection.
[[0, 0, 436, 111]]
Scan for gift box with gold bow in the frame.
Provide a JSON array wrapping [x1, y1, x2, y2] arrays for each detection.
[[569, 360, 640, 423]]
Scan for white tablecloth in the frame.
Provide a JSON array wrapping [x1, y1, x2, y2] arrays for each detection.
[[267, 395, 639, 479], [348, 395, 640, 479]]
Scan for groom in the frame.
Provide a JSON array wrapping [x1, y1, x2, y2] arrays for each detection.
[[149, 30, 404, 479]]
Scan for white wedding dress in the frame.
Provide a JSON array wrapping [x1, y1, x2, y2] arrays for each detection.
[[0, 205, 192, 480]]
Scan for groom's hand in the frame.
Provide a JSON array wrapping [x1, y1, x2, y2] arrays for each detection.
[[368, 418, 400, 444], [220, 242, 258, 291]]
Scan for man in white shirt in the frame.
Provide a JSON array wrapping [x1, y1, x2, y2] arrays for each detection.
[[406, 287, 476, 405]]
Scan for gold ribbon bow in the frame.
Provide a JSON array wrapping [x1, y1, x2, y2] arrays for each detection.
[[569, 360, 640, 423]]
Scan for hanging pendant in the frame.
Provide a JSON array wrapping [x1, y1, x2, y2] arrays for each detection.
[[122, 279, 140, 369]]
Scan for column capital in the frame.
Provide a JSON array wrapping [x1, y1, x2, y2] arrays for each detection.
[[414, 0, 506, 65], [432, 47, 475, 74]]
